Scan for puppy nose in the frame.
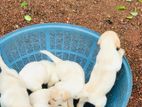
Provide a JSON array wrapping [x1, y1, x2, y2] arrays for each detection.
[[116, 47, 120, 51]]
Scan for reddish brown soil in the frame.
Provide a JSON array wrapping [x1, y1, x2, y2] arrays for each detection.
[[0, 0, 142, 106]]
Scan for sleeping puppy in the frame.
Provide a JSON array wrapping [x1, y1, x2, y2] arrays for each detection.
[[48, 84, 75, 107], [19, 59, 60, 92], [30, 88, 68, 107], [40, 50, 85, 107], [77, 31, 125, 107], [0, 55, 32, 107]]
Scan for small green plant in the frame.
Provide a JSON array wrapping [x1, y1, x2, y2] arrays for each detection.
[[130, 10, 138, 17], [126, 9, 138, 19], [116, 6, 126, 10], [126, 15, 133, 19], [126, 0, 132, 2], [24, 15, 32, 22], [116, 0, 141, 20], [138, 0, 142, 3], [20, 1, 32, 22], [21, 1, 28, 8]]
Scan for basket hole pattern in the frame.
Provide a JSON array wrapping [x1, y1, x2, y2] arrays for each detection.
[[49, 31, 96, 57], [2, 39, 20, 63], [1, 32, 47, 70]]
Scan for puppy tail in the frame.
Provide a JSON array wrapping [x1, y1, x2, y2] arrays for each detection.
[[0, 54, 19, 78], [40, 50, 62, 63]]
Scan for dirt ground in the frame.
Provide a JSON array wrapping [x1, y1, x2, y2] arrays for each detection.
[[0, 0, 142, 106]]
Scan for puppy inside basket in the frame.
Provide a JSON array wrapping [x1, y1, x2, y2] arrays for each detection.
[[0, 31, 124, 107]]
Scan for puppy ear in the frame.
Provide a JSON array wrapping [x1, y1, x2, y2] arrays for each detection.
[[62, 91, 70, 101]]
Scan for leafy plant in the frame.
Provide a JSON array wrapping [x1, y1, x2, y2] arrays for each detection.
[[138, 0, 142, 3], [116, 6, 126, 10], [126, 0, 132, 2], [130, 9, 138, 16], [24, 15, 32, 22], [126, 8, 138, 19], [21, 1, 28, 8], [115, 0, 140, 20], [126, 15, 133, 19]]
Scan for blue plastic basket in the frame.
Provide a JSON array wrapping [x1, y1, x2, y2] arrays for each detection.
[[0, 23, 132, 107]]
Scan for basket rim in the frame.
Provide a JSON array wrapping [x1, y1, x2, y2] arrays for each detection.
[[0, 23, 132, 107], [121, 57, 133, 107], [0, 23, 100, 44]]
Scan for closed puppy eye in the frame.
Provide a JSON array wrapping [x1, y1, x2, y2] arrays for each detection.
[[58, 104, 62, 106]]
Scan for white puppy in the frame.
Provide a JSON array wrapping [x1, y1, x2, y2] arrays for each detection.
[[30, 88, 68, 107], [40, 50, 85, 107], [77, 31, 125, 107], [0, 55, 32, 107], [19, 59, 60, 91]]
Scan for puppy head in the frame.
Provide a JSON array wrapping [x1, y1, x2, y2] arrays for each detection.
[[48, 88, 70, 106], [98, 31, 120, 48]]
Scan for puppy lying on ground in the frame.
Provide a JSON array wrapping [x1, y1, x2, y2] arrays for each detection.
[[19, 58, 60, 92], [30, 88, 68, 107], [40, 50, 85, 107], [0, 55, 32, 107], [77, 31, 125, 107]]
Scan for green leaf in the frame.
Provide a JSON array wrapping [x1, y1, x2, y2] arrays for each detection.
[[130, 10, 138, 16], [138, 0, 142, 3], [126, 15, 133, 19], [116, 6, 126, 11], [24, 15, 32, 22], [126, 0, 132, 2], [21, 1, 28, 8]]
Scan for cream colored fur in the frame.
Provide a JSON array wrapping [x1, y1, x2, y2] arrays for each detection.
[[40, 50, 85, 107], [0, 55, 32, 107], [19, 60, 59, 91], [77, 31, 125, 107], [30, 88, 68, 107]]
